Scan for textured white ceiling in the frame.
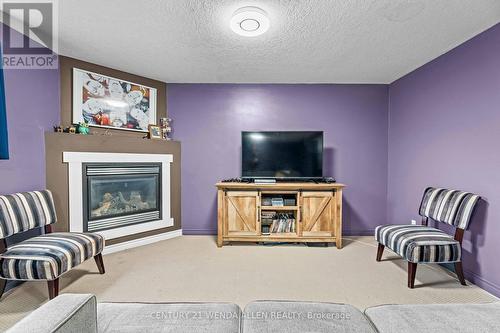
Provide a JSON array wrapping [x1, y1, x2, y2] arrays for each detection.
[[55, 1, 500, 83]]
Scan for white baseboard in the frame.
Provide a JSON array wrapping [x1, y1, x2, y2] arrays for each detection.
[[102, 229, 182, 255]]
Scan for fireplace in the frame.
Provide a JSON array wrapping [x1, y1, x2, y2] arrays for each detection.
[[63, 152, 175, 248], [83, 163, 162, 232]]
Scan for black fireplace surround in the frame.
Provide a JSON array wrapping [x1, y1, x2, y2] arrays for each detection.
[[82, 163, 162, 232]]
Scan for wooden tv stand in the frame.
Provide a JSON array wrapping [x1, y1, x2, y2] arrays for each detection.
[[216, 182, 345, 248]]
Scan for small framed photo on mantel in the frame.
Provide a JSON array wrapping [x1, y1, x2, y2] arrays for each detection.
[[72, 68, 157, 132], [148, 125, 162, 140]]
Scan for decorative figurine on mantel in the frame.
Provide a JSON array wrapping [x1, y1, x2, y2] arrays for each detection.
[[77, 122, 90, 135], [60, 125, 77, 134], [160, 117, 173, 140]]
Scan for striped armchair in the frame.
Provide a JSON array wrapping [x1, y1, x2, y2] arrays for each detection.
[[375, 187, 480, 288], [0, 190, 105, 299]]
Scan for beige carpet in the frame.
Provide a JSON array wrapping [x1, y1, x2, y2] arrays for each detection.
[[0, 236, 496, 331]]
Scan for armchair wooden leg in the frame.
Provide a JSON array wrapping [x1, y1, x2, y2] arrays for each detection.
[[94, 253, 105, 274], [376, 243, 385, 262], [408, 262, 417, 288], [48, 278, 59, 299], [0, 279, 6, 299], [455, 261, 467, 286]]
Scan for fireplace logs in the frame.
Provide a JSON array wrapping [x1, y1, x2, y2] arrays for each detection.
[[91, 191, 152, 217]]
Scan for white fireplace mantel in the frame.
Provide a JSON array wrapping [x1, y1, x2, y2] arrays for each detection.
[[63, 152, 175, 244]]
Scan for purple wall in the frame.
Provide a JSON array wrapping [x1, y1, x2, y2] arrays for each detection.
[[168, 84, 389, 235], [0, 24, 60, 195], [388, 23, 500, 295], [0, 24, 59, 291]]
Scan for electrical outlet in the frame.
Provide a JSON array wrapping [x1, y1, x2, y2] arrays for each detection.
[[411, 219, 417, 225]]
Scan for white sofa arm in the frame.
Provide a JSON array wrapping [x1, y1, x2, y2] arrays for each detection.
[[7, 294, 97, 333]]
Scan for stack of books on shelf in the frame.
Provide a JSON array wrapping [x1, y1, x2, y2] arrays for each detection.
[[270, 213, 296, 233], [271, 197, 284, 207], [261, 211, 275, 235], [262, 197, 273, 206]]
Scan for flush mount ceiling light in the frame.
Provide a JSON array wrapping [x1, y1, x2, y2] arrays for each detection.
[[230, 6, 269, 37]]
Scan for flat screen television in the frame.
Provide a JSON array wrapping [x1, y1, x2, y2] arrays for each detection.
[[242, 131, 323, 179]]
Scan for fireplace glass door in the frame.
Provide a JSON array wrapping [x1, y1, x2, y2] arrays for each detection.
[[83, 163, 162, 232], [89, 175, 159, 220]]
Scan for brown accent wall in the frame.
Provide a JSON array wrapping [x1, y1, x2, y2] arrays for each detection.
[[53, 56, 178, 245], [59, 55, 167, 137], [45, 132, 181, 245]]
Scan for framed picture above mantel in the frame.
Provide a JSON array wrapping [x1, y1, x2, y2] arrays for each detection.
[[72, 68, 157, 132]]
